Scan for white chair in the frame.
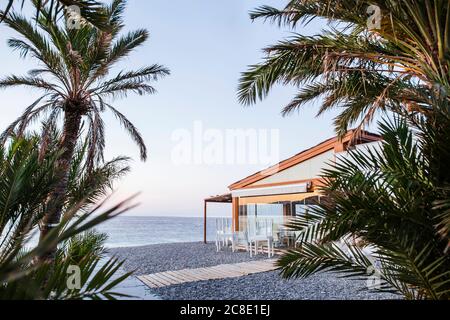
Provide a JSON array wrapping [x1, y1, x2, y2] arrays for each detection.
[[247, 218, 274, 258], [215, 218, 237, 252]]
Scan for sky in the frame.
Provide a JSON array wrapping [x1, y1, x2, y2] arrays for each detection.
[[0, 0, 373, 217]]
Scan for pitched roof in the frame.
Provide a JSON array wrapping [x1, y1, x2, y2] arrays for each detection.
[[228, 130, 382, 190]]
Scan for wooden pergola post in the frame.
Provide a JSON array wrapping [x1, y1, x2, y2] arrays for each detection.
[[203, 200, 207, 244], [232, 197, 240, 232]]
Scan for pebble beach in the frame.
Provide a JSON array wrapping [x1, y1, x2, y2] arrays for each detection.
[[108, 242, 399, 300]]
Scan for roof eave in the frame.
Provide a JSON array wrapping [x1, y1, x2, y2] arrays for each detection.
[[228, 130, 382, 191]]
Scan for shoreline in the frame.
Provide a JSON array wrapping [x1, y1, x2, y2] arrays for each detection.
[[108, 242, 399, 300]]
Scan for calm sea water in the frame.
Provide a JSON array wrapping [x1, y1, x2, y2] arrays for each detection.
[[94, 216, 218, 248]]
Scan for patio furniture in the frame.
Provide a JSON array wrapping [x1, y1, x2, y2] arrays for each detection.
[[246, 218, 274, 258], [215, 218, 237, 252], [277, 227, 297, 248]]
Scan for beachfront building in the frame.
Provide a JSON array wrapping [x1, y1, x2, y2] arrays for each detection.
[[204, 130, 382, 247]]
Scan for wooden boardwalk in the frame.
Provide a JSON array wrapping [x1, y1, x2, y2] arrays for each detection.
[[137, 259, 278, 288]]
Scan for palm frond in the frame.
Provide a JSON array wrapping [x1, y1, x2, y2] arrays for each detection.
[[278, 116, 450, 299], [106, 104, 147, 161], [240, 0, 450, 136]]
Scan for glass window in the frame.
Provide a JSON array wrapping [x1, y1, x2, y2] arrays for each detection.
[[255, 203, 283, 217], [246, 204, 257, 217], [293, 197, 320, 217]]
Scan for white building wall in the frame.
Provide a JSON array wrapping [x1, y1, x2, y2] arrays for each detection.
[[336, 141, 383, 165], [251, 150, 335, 186]]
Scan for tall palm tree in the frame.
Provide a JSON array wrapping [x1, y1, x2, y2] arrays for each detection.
[[0, 0, 169, 260], [238, 0, 450, 136]]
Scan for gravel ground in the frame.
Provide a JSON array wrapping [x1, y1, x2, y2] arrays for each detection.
[[108, 242, 268, 275], [108, 242, 399, 300]]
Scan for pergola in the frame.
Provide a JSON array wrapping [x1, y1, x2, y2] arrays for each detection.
[[203, 193, 232, 244]]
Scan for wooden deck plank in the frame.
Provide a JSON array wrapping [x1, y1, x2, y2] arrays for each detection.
[[164, 270, 194, 282], [218, 264, 245, 273], [147, 273, 174, 286], [196, 267, 228, 278], [136, 276, 154, 288], [172, 269, 206, 282], [199, 267, 228, 277], [141, 274, 166, 288], [209, 265, 242, 277], [183, 269, 214, 281], [137, 275, 163, 288], [203, 265, 247, 279], [246, 263, 276, 272], [160, 271, 187, 283], [139, 259, 277, 289], [142, 276, 168, 287], [182, 268, 214, 280]]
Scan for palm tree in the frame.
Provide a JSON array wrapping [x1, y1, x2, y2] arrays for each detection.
[[238, 0, 450, 136], [42, 123, 131, 211], [0, 135, 135, 299], [278, 114, 450, 299], [0, 0, 169, 260]]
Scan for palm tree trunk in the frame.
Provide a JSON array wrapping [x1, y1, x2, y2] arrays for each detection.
[[38, 109, 82, 262]]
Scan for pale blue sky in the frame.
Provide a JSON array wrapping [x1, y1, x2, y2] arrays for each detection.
[[0, 0, 372, 217]]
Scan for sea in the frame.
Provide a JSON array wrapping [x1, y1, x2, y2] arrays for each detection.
[[94, 216, 218, 248], [24, 216, 218, 248]]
